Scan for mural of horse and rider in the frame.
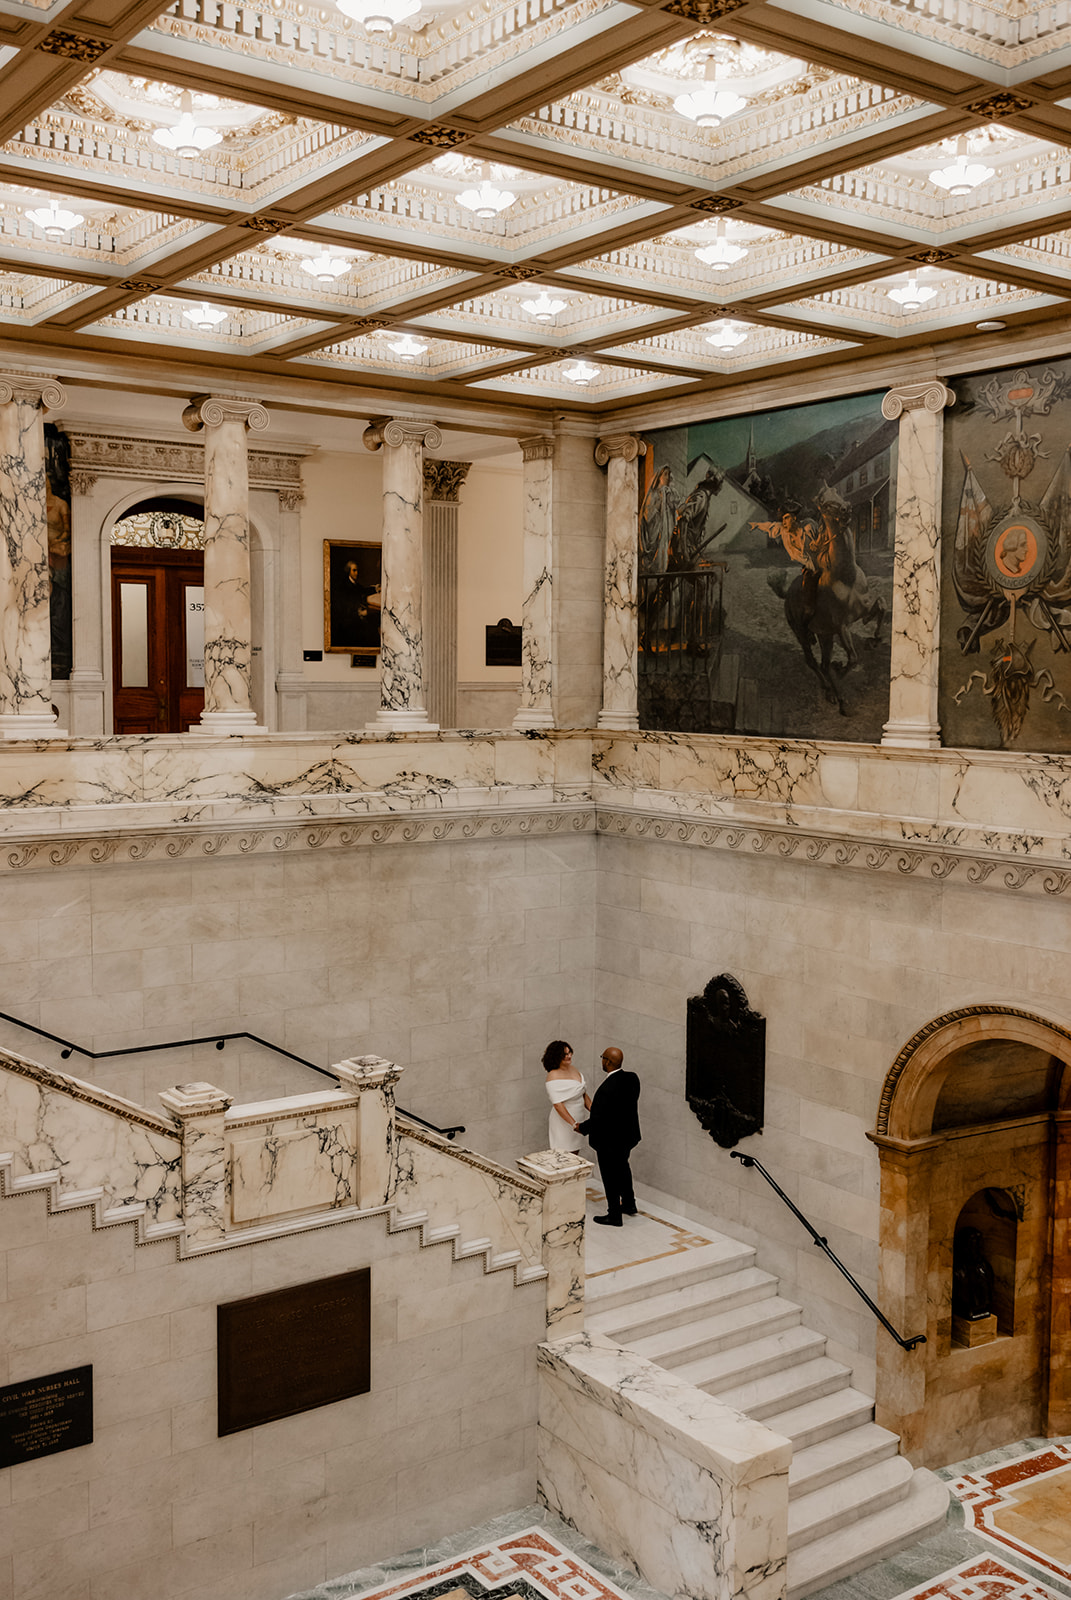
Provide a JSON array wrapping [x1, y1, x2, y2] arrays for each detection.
[[637, 392, 896, 740]]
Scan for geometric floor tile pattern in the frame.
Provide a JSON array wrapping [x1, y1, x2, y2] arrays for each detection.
[[948, 1448, 1071, 1583], [887, 1557, 1065, 1600]]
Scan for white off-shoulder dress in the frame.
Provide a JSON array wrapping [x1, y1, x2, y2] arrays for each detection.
[[546, 1074, 587, 1153]]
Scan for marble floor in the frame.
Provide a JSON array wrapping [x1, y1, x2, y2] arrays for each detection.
[[287, 1189, 1070, 1600]]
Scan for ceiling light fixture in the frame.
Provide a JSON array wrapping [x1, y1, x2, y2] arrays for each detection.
[[457, 164, 517, 219], [887, 277, 938, 311], [25, 196, 85, 240], [300, 251, 351, 282], [183, 301, 228, 330], [977, 319, 1007, 331], [705, 320, 748, 350], [522, 289, 567, 321], [694, 219, 748, 272], [673, 57, 747, 129], [929, 135, 994, 197], [151, 91, 224, 160], [563, 360, 600, 386], [388, 333, 427, 360], [335, 0, 421, 31]]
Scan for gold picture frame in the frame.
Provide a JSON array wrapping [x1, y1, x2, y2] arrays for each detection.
[[324, 540, 382, 659]]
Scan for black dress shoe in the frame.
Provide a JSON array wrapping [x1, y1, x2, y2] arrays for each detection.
[[593, 1214, 622, 1226], [622, 1206, 637, 1215]]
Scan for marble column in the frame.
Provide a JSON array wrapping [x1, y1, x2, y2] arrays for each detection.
[[513, 436, 556, 731], [881, 379, 955, 750], [362, 418, 442, 731], [275, 487, 307, 732], [159, 1081, 234, 1250], [68, 466, 106, 735], [594, 432, 646, 732], [0, 373, 68, 739], [182, 393, 269, 734], [423, 460, 470, 729]]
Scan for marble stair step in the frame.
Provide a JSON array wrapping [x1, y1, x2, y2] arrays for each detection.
[[586, 1266, 778, 1343], [710, 1356, 851, 1420], [677, 1324, 828, 1392], [786, 1468, 950, 1600], [757, 1382, 873, 1445], [787, 1454, 914, 1551], [585, 1239, 756, 1315], [788, 1422, 900, 1498], [630, 1295, 803, 1369]]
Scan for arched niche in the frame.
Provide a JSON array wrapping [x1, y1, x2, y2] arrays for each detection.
[[871, 1005, 1071, 1469]]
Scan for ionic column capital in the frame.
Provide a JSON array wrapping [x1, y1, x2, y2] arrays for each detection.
[[0, 373, 66, 412], [519, 435, 554, 462], [881, 381, 955, 420], [182, 394, 269, 433], [363, 418, 442, 453], [594, 433, 647, 467]]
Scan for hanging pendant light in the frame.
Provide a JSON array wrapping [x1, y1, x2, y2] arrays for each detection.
[[929, 136, 994, 196], [301, 252, 351, 283], [183, 301, 228, 330], [674, 57, 747, 130], [521, 289, 567, 322], [335, 0, 421, 31], [25, 196, 85, 240], [151, 91, 224, 160], [387, 333, 427, 360], [563, 360, 600, 386], [887, 277, 938, 311], [705, 320, 748, 351], [458, 164, 517, 219], [694, 219, 749, 272]]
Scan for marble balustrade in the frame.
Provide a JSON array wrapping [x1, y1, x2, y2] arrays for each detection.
[[538, 1331, 791, 1600]]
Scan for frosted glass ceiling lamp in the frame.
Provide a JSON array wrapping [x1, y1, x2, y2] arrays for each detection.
[[151, 91, 224, 160], [563, 360, 600, 386], [458, 165, 517, 219], [183, 301, 228, 330], [522, 290, 568, 321], [694, 220, 748, 271], [25, 197, 85, 240], [335, 0, 420, 30], [301, 251, 351, 282], [929, 136, 994, 196], [673, 58, 747, 129], [705, 320, 748, 351], [388, 333, 427, 360], [887, 278, 938, 311]]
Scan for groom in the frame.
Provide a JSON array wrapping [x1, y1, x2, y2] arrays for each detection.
[[579, 1046, 641, 1227]]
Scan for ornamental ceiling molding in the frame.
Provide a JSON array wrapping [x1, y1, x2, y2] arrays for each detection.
[[64, 430, 309, 491]]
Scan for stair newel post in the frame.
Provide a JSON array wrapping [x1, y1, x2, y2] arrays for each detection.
[[333, 1055, 404, 1211], [517, 1149, 592, 1338]]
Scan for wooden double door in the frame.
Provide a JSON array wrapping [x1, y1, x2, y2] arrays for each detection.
[[111, 547, 206, 734]]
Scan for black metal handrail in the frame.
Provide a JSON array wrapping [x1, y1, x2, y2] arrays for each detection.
[[731, 1150, 925, 1351], [0, 1007, 464, 1142]]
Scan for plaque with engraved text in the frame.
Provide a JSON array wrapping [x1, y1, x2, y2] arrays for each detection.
[[0, 1365, 93, 1468], [217, 1268, 371, 1435]]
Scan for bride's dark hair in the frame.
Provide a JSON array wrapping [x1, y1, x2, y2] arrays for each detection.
[[542, 1040, 573, 1072]]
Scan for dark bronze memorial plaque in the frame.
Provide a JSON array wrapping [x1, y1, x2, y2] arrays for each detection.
[[217, 1267, 370, 1436], [0, 1364, 93, 1468]]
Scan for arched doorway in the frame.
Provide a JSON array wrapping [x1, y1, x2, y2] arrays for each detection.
[[110, 498, 205, 733], [871, 1006, 1071, 1469]]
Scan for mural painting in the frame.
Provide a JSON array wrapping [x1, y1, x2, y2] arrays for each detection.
[[940, 359, 1071, 752], [638, 392, 895, 739]]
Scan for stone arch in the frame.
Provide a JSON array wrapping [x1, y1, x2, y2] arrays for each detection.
[[873, 1003, 1071, 1468]]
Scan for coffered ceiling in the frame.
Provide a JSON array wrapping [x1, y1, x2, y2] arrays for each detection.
[[2, 0, 1071, 412]]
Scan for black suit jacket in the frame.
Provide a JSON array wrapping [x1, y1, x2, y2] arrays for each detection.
[[586, 1069, 640, 1153]]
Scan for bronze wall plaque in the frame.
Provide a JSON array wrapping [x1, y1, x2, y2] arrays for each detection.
[[0, 1364, 93, 1468], [217, 1268, 370, 1435]]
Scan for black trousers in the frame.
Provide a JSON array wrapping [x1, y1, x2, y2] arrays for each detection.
[[596, 1144, 636, 1220]]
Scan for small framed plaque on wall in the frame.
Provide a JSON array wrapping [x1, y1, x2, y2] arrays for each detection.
[[217, 1268, 371, 1435], [0, 1365, 93, 1468]]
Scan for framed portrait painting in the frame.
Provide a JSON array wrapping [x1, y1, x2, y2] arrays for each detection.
[[324, 540, 382, 659]]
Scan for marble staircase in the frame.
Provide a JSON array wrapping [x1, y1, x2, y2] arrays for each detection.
[[585, 1237, 948, 1599]]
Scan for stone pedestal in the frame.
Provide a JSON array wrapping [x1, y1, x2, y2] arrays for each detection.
[[595, 434, 646, 732], [952, 1313, 997, 1347], [422, 460, 470, 730], [881, 380, 955, 750], [159, 1081, 234, 1249], [514, 436, 555, 731], [363, 419, 442, 731], [183, 394, 270, 734], [0, 373, 68, 739]]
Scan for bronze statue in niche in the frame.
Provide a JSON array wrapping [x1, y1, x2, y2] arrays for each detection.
[[952, 1227, 996, 1321], [686, 973, 765, 1148]]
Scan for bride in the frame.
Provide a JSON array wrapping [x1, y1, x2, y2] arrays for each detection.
[[543, 1039, 591, 1153]]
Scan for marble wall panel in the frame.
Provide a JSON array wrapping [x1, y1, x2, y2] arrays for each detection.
[[228, 1104, 358, 1223]]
